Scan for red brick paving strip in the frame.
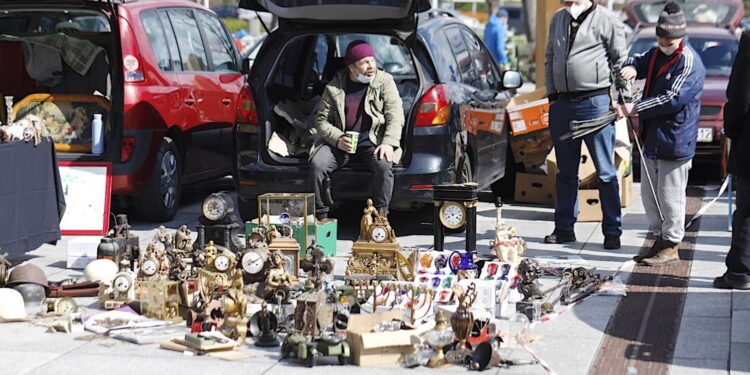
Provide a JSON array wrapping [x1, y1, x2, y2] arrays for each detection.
[[589, 188, 703, 375]]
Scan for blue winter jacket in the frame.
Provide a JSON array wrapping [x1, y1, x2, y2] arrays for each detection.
[[484, 15, 508, 66], [624, 40, 706, 161]]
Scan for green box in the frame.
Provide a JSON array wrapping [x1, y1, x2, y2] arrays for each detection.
[[245, 218, 337, 257]]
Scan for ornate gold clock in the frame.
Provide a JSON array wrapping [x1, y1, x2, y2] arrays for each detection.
[[346, 199, 409, 280]]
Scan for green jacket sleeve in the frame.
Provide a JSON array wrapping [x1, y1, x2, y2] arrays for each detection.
[[380, 75, 404, 148], [315, 86, 345, 146]]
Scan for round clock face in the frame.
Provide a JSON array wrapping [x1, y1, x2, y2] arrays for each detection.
[[57, 298, 78, 314], [440, 202, 466, 229], [214, 255, 231, 272], [113, 274, 132, 292], [279, 212, 291, 225], [241, 251, 265, 275], [142, 259, 158, 276], [370, 226, 388, 243], [202, 196, 227, 221]]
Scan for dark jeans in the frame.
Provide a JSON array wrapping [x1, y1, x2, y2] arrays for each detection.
[[549, 94, 622, 236], [309, 141, 394, 218], [726, 176, 750, 282]]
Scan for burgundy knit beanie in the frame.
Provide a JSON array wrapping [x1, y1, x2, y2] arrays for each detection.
[[344, 40, 376, 65]]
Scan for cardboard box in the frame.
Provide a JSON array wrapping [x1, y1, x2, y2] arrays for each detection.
[[546, 144, 597, 188], [460, 106, 506, 135], [67, 256, 95, 270], [346, 310, 423, 366], [66, 236, 100, 258], [577, 174, 632, 221], [614, 145, 633, 178], [514, 173, 555, 206], [509, 128, 553, 169], [506, 89, 550, 136], [620, 173, 633, 208]]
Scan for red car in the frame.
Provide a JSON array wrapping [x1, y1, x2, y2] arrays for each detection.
[[0, 0, 249, 221], [625, 0, 741, 169]]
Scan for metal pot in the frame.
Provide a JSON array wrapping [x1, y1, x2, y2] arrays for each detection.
[[7, 262, 48, 294]]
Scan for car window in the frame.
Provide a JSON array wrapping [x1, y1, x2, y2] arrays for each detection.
[[461, 28, 497, 90], [0, 11, 110, 33], [629, 36, 738, 77], [335, 34, 415, 76], [141, 10, 172, 71], [167, 9, 208, 72], [445, 27, 476, 86], [195, 11, 238, 72], [158, 10, 183, 72]]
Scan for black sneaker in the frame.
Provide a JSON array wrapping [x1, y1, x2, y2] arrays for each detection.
[[713, 274, 750, 290], [544, 230, 576, 244], [604, 235, 621, 250]]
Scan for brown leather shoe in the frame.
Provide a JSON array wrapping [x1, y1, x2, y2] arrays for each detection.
[[641, 243, 680, 266], [634, 238, 662, 262]]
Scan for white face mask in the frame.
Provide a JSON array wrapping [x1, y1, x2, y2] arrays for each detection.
[[659, 44, 679, 56], [566, 3, 586, 19], [356, 73, 373, 84]]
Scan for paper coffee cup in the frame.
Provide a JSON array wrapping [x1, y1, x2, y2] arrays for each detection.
[[346, 131, 359, 154]]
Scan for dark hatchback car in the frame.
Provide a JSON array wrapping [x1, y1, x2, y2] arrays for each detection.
[[233, 0, 522, 220]]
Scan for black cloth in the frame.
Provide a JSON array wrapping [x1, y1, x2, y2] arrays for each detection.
[[568, 4, 596, 50], [0, 138, 65, 254], [725, 31, 750, 178], [725, 176, 750, 282]]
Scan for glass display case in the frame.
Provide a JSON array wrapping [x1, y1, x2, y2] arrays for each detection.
[[257, 193, 315, 249]]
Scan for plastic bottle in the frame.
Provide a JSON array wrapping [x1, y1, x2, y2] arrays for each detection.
[[92, 113, 104, 154]]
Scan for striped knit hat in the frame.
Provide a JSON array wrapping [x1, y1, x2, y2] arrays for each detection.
[[656, 1, 687, 39]]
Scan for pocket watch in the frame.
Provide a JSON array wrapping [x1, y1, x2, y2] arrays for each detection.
[[439, 201, 466, 229]]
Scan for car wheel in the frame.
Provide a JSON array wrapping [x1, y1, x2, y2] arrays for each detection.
[[458, 156, 474, 184], [134, 138, 181, 222], [237, 197, 259, 223]]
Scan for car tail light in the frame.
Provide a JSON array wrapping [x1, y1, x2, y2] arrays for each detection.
[[415, 84, 451, 127], [119, 17, 144, 83], [237, 87, 258, 124], [121, 137, 135, 162], [410, 184, 433, 190]]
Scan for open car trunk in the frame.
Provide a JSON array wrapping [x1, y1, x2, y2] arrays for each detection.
[[257, 32, 420, 167], [0, 5, 114, 156]]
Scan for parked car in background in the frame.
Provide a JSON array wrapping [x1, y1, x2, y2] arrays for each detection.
[[0, 0, 248, 221], [624, 0, 745, 29], [625, 0, 741, 169], [233, 0, 522, 221]]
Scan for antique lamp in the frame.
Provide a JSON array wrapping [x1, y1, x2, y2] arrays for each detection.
[[425, 309, 454, 368]]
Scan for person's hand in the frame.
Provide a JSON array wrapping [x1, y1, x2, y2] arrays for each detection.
[[613, 103, 624, 120], [621, 66, 637, 81], [336, 135, 352, 152], [375, 144, 394, 162], [622, 103, 636, 117]]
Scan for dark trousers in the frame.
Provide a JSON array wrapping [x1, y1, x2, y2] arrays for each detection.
[[548, 94, 622, 236], [726, 176, 750, 282], [309, 142, 394, 218]]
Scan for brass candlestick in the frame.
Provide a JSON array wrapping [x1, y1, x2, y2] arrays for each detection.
[[426, 310, 453, 368]]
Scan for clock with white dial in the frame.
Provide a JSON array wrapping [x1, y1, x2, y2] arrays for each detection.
[[113, 273, 133, 292], [242, 251, 266, 275], [439, 201, 466, 229], [370, 225, 388, 243], [141, 259, 158, 276], [214, 254, 231, 272]]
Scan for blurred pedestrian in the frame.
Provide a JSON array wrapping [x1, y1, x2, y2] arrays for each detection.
[[715, 30, 750, 289], [544, 0, 627, 249], [484, 8, 509, 70], [619, 1, 706, 266]]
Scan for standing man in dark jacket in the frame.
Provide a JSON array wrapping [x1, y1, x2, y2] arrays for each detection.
[[544, 0, 627, 249], [619, 1, 706, 266], [715, 31, 750, 289]]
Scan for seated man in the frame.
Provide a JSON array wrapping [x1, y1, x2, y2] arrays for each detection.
[[309, 40, 405, 219]]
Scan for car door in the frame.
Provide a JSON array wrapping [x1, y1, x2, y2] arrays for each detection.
[[460, 27, 508, 186], [443, 26, 500, 188]]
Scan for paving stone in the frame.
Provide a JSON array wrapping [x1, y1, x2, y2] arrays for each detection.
[[0, 351, 62, 374], [731, 311, 750, 343], [683, 292, 732, 318], [730, 342, 750, 374], [671, 358, 728, 374], [733, 292, 750, 311], [675, 317, 731, 360]]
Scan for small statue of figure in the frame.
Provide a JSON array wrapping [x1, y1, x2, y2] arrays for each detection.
[[360, 199, 379, 241], [257, 252, 298, 302], [174, 225, 193, 254], [518, 258, 544, 301]]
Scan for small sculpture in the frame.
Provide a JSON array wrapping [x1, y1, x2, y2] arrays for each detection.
[[257, 251, 298, 302], [518, 259, 544, 301], [359, 199, 379, 241]]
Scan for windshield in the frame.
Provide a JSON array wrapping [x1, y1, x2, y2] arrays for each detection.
[[0, 11, 110, 33], [632, 2, 739, 26], [629, 37, 738, 77], [335, 34, 416, 76]]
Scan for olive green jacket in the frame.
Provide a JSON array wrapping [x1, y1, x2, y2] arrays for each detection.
[[312, 69, 405, 163]]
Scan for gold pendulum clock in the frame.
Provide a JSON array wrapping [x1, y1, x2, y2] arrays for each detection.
[[433, 183, 479, 252]]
